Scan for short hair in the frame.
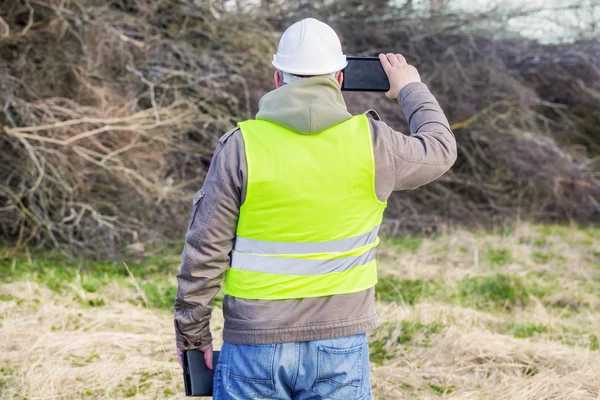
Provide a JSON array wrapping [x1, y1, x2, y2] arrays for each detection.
[[280, 71, 339, 84]]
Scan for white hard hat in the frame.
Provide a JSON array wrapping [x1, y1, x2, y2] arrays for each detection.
[[272, 18, 347, 76]]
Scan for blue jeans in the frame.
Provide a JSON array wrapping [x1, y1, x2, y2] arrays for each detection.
[[213, 333, 372, 400]]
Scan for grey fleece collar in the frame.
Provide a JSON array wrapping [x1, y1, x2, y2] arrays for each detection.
[[256, 75, 352, 134]]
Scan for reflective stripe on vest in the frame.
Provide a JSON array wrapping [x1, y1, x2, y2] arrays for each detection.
[[225, 114, 387, 300], [233, 224, 380, 255], [231, 242, 378, 275]]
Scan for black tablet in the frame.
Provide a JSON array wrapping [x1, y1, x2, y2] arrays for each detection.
[[183, 350, 220, 397], [342, 56, 390, 92]]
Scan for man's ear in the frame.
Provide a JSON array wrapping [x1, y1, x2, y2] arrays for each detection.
[[337, 71, 344, 87], [274, 71, 282, 88]]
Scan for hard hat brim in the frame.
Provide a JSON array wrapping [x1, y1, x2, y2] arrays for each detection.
[[272, 59, 349, 76]]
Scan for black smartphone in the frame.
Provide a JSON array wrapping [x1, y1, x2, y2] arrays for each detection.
[[183, 350, 220, 397], [341, 56, 390, 92]]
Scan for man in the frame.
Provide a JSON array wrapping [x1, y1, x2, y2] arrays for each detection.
[[175, 18, 456, 400]]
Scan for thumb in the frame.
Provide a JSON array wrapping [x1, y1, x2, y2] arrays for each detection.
[[204, 348, 213, 370]]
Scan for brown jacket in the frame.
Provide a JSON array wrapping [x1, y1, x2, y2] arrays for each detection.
[[175, 76, 456, 349]]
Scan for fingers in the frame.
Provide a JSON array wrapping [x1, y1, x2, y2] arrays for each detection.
[[395, 54, 406, 64], [379, 53, 391, 73], [200, 343, 214, 370], [386, 53, 398, 67], [382, 53, 408, 67], [177, 349, 184, 368], [380, 52, 416, 100], [380, 53, 408, 72], [204, 349, 213, 370]]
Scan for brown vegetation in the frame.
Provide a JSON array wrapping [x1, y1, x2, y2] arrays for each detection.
[[1, 0, 598, 254], [0, 0, 273, 253]]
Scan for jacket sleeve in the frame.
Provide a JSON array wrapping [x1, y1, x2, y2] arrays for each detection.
[[371, 82, 457, 193], [174, 129, 243, 350]]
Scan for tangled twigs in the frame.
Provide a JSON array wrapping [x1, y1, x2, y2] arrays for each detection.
[[0, 16, 10, 38], [0, 0, 598, 254], [3, 102, 198, 147], [1, 99, 208, 251], [0, 0, 274, 254]]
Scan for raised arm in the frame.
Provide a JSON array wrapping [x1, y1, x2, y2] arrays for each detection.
[[374, 53, 456, 193]]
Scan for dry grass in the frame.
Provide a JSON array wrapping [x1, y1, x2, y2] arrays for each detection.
[[1, 224, 599, 399], [0, 282, 185, 399]]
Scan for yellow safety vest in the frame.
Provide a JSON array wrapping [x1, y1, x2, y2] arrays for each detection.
[[225, 114, 387, 300]]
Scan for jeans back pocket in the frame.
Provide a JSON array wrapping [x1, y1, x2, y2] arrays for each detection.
[[312, 342, 365, 400], [225, 343, 276, 399]]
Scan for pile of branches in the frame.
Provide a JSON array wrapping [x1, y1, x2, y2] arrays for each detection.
[[0, 0, 598, 254], [265, 0, 600, 232], [0, 0, 274, 253]]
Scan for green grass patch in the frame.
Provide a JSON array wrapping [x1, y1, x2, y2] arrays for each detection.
[[536, 225, 600, 244], [535, 225, 568, 237], [140, 282, 178, 309], [112, 370, 171, 398], [369, 320, 443, 364], [427, 383, 453, 395], [387, 236, 422, 253], [487, 248, 512, 265], [506, 322, 548, 338], [0, 293, 15, 301], [376, 273, 552, 312], [369, 338, 394, 365], [397, 320, 443, 345], [532, 251, 552, 264], [590, 334, 599, 351], [369, 320, 442, 364], [522, 365, 539, 376], [580, 226, 600, 239], [369, 323, 396, 365], [518, 237, 533, 245], [457, 274, 535, 310], [376, 277, 434, 305], [0, 363, 16, 389], [0, 251, 180, 310]]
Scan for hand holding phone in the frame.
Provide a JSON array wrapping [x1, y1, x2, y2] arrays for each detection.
[[378, 53, 421, 99], [341, 54, 421, 98]]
